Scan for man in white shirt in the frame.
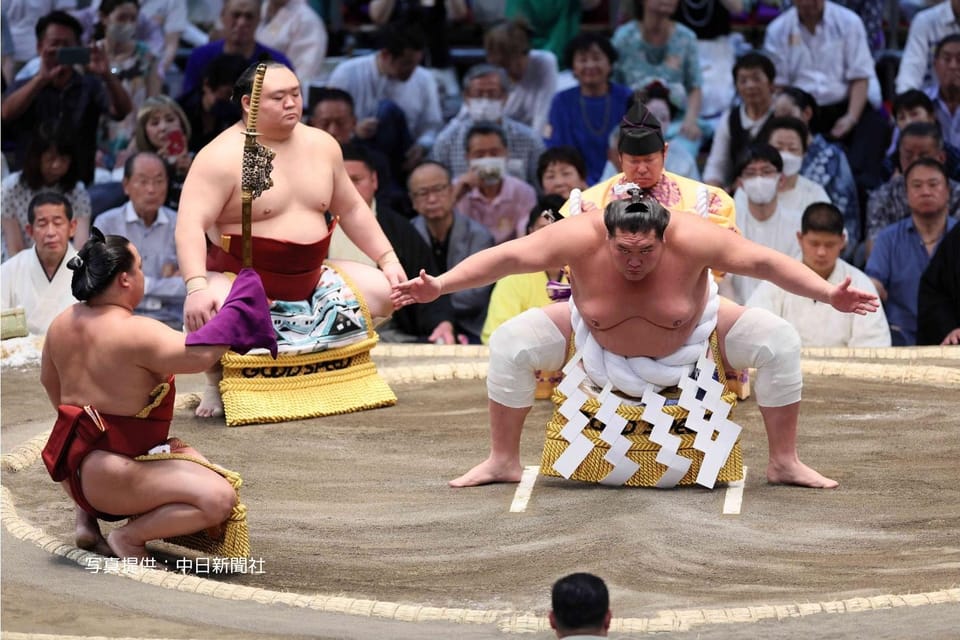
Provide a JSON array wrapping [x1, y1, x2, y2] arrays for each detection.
[[327, 22, 443, 171], [255, 0, 327, 86], [763, 0, 891, 200], [94, 152, 185, 328], [724, 143, 803, 304], [895, 0, 960, 95], [748, 202, 891, 347], [0, 192, 78, 335]]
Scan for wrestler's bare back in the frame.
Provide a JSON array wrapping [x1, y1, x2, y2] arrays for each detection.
[[558, 211, 715, 359], [198, 122, 340, 244], [43, 306, 177, 416]]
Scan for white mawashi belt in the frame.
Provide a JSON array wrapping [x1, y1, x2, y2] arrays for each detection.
[[570, 278, 720, 397], [555, 280, 739, 489]]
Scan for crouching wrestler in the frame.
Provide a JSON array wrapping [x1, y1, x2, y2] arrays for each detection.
[[176, 62, 407, 417], [41, 230, 277, 559], [393, 193, 881, 489]]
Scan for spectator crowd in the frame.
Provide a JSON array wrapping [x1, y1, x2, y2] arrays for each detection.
[[2, 0, 959, 347]]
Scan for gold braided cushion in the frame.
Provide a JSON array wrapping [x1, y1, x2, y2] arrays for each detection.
[[217, 264, 396, 427], [540, 332, 744, 487], [133, 452, 250, 558], [219, 334, 397, 426]]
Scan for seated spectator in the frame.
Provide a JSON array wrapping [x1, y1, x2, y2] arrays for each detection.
[[545, 32, 632, 185], [918, 220, 960, 345], [763, 0, 891, 203], [453, 123, 537, 245], [93, 152, 185, 328], [95, 0, 162, 172], [896, 1, 960, 96], [724, 143, 803, 304], [867, 158, 958, 345], [927, 34, 960, 150], [772, 86, 860, 244], [307, 87, 405, 208], [748, 202, 891, 347], [328, 144, 459, 344], [538, 146, 587, 199], [1, 122, 91, 261], [176, 53, 246, 153], [178, 0, 293, 98], [549, 572, 612, 639], [885, 90, 960, 181], [866, 121, 960, 253], [481, 194, 568, 344], [367, 0, 468, 69], [1, 10, 133, 187], [431, 64, 545, 187], [703, 50, 776, 191], [0, 193, 79, 335], [612, 0, 703, 143], [255, 0, 327, 86], [10, 6, 163, 83], [327, 21, 441, 172], [129, 96, 194, 210], [757, 116, 836, 235], [484, 20, 558, 136], [408, 161, 495, 342]]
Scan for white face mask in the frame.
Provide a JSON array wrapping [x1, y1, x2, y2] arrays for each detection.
[[470, 156, 506, 185], [742, 175, 779, 204], [466, 98, 504, 123], [779, 151, 803, 177], [107, 23, 137, 44]]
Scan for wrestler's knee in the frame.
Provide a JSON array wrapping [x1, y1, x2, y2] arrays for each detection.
[[199, 477, 237, 524], [725, 307, 801, 407], [487, 309, 566, 408]]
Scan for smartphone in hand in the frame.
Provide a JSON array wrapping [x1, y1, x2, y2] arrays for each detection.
[[56, 47, 91, 66], [164, 129, 187, 158]]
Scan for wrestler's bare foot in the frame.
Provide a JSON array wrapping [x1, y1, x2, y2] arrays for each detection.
[[195, 383, 224, 418], [74, 509, 113, 557], [449, 457, 523, 487], [106, 528, 150, 561], [767, 459, 839, 488]]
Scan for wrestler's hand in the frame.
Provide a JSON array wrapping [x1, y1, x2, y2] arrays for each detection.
[[390, 269, 441, 307], [184, 288, 218, 332], [381, 261, 408, 290], [828, 276, 879, 315]]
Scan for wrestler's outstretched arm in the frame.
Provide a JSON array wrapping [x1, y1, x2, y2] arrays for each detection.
[[699, 217, 880, 315], [392, 213, 598, 307], [176, 133, 238, 331]]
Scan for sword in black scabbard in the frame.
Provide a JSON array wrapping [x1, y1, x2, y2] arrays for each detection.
[[241, 63, 276, 268]]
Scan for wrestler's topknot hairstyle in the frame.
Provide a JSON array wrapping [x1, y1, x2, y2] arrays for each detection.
[[68, 227, 135, 301], [603, 189, 670, 240], [232, 60, 289, 108]]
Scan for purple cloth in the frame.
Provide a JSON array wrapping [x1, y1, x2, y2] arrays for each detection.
[[185, 268, 278, 358]]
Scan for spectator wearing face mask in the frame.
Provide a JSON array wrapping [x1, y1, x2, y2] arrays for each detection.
[[723, 143, 804, 304], [430, 64, 545, 187], [452, 122, 537, 245]]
